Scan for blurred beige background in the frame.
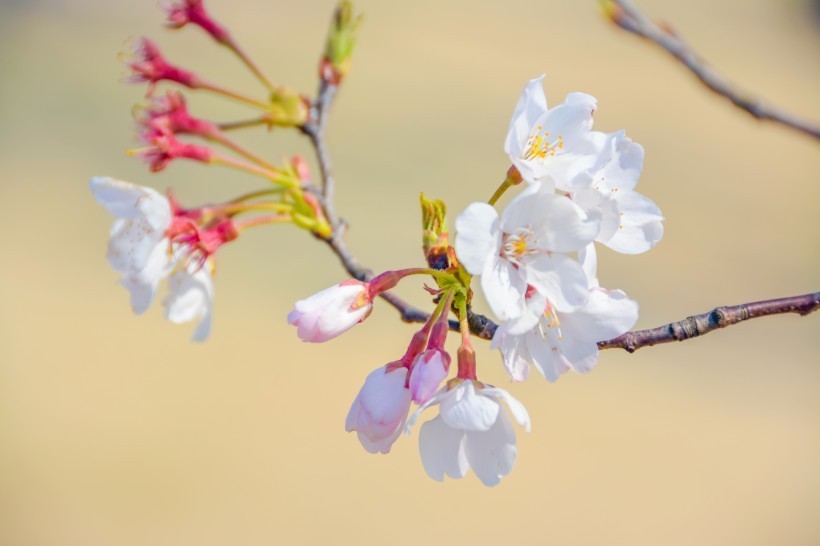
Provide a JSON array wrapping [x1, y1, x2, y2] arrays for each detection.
[[1, 0, 819, 544]]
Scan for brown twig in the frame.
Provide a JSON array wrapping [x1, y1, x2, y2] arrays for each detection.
[[605, 0, 820, 140], [599, 292, 820, 352]]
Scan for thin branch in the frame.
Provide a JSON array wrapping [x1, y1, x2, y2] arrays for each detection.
[[606, 0, 820, 140], [598, 292, 820, 352]]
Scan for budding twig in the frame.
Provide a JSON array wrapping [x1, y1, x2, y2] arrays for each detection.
[[604, 0, 820, 140]]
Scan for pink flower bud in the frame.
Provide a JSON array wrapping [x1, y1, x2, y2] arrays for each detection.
[[126, 38, 202, 95], [163, 0, 231, 44], [409, 349, 451, 404], [345, 366, 411, 454], [137, 91, 219, 139], [288, 280, 372, 342], [140, 130, 212, 172]]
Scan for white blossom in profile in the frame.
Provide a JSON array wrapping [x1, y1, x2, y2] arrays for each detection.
[[406, 380, 530, 487]]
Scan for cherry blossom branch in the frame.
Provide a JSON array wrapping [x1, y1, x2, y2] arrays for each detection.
[[300, 8, 818, 350], [604, 0, 820, 140], [598, 292, 820, 352]]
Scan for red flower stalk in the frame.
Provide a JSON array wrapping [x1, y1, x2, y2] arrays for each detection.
[[126, 38, 202, 96], [163, 0, 231, 44]]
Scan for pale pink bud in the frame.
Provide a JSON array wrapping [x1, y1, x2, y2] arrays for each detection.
[[345, 366, 411, 454], [163, 0, 231, 44], [409, 349, 451, 404], [288, 280, 372, 342]]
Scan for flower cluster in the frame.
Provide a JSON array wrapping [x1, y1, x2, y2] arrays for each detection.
[[458, 75, 662, 384], [93, 0, 664, 488], [289, 76, 663, 486]]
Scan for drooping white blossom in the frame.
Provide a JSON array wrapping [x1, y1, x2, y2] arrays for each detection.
[[406, 380, 530, 487], [288, 280, 373, 342], [346, 366, 412, 454], [454, 182, 598, 321], [91, 176, 174, 313], [164, 261, 214, 342], [491, 245, 638, 382], [91, 176, 218, 340]]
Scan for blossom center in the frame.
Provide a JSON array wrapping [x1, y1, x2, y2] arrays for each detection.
[[501, 227, 537, 264], [536, 302, 563, 347], [522, 125, 563, 162]]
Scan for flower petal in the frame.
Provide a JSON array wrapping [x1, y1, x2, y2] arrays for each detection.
[[481, 256, 527, 322], [605, 191, 664, 254], [561, 288, 639, 343], [464, 413, 516, 487], [454, 203, 500, 275], [504, 75, 547, 159], [419, 415, 469, 481], [525, 331, 570, 382], [525, 253, 589, 312], [440, 381, 500, 432]]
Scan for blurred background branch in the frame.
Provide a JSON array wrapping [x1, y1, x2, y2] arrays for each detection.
[[604, 0, 820, 140]]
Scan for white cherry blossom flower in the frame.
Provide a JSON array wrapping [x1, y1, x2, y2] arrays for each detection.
[[406, 380, 530, 487], [346, 366, 412, 454], [569, 131, 664, 254], [454, 182, 598, 321], [288, 280, 373, 342], [91, 176, 174, 313], [505, 75, 599, 185], [491, 245, 638, 382], [164, 260, 214, 342]]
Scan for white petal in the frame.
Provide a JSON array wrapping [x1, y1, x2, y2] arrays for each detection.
[[605, 191, 664, 254], [164, 265, 214, 341], [419, 416, 469, 481], [481, 387, 531, 431], [578, 243, 599, 288], [464, 414, 517, 487], [90, 177, 172, 230], [120, 275, 157, 315], [491, 326, 532, 382], [525, 253, 589, 312], [584, 131, 644, 193], [481, 256, 526, 322], [454, 203, 500, 275], [505, 191, 600, 253], [525, 331, 570, 382], [504, 75, 547, 159], [561, 288, 639, 343], [439, 382, 500, 432]]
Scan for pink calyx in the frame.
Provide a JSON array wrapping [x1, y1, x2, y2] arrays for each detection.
[[164, 0, 231, 44], [126, 38, 202, 96], [138, 91, 220, 139]]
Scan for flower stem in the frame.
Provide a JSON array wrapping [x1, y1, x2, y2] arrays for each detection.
[[221, 37, 278, 95], [455, 295, 477, 380], [488, 165, 524, 205], [210, 133, 280, 172], [219, 118, 269, 131], [233, 214, 291, 231], [198, 82, 270, 110], [229, 187, 286, 203], [211, 155, 297, 187]]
